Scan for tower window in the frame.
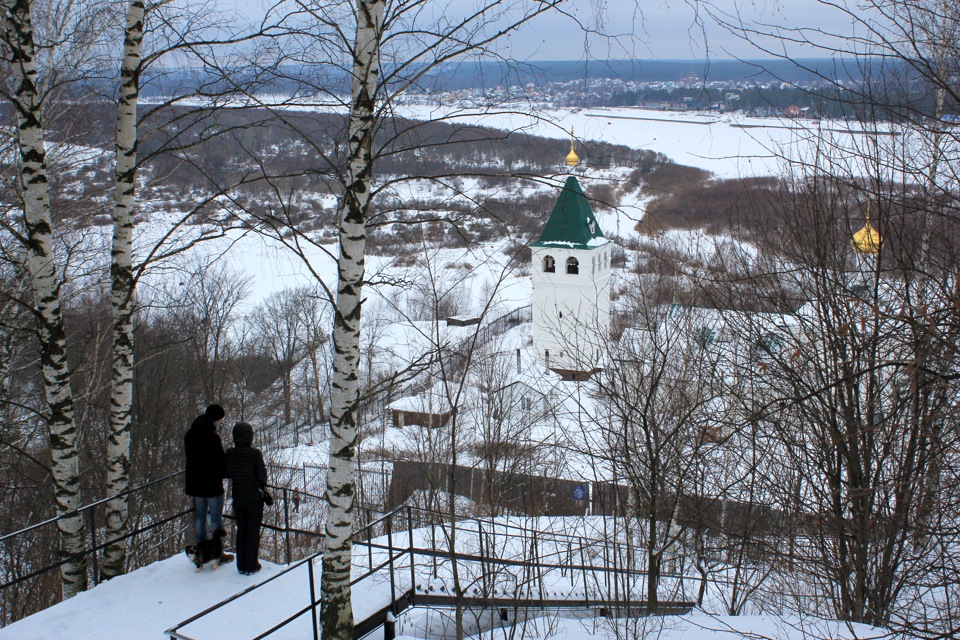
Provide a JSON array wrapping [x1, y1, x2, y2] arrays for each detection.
[[543, 255, 556, 273], [566, 257, 579, 274]]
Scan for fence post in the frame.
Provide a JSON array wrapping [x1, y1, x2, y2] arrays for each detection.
[[612, 538, 620, 611], [407, 506, 415, 606], [283, 488, 292, 564], [386, 514, 396, 613], [86, 507, 99, 586], [308, 557, 320, 640], [478, 521, 487, 599], [431, 520, 438, 578], [603, 541, 610, 602], [534, 531, 544, 606], [580, 538, 588, 607], [366, 508, 374, 571]]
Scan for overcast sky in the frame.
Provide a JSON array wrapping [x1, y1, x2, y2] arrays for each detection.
[[506, 0, 857, 60], [223, 0, 860, 62]]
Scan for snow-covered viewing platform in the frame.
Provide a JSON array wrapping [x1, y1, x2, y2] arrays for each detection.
[[1, 508, 885, 640]]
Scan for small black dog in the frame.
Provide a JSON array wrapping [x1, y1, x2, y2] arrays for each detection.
[[185, 528, 227, 571]]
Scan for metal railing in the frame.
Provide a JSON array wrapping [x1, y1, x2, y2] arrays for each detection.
[[166, 505, 410, 640], [165, 504, 699, 640], [0, 464, 391, 626], [0, 471, 192, 625]]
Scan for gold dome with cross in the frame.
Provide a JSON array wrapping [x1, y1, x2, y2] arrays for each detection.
[[852, 202, 881, 255], [565, 128, 579, 167]]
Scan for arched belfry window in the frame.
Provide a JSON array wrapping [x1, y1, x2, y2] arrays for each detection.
[[543, 255, 556, 273], [566, 257, 579, 274]]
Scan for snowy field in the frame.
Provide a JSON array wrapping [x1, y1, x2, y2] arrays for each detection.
[[397, 105, 896, 180]]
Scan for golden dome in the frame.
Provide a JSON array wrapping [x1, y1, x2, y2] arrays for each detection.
[[565, 128, 579, 167], [852, 201, 881, 255], [852, 222, 881, 255]]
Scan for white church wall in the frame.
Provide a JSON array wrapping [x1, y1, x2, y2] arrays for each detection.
[[531, 243, 611, 373]]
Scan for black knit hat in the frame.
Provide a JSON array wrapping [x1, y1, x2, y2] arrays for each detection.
[[205, 404, 225, 421], [232, 421, 254, 446]]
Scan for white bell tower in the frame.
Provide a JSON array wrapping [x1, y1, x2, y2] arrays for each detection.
[[531, 175, 611, 380]]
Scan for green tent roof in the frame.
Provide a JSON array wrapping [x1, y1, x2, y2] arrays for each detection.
[[531, 176, 606, 248]]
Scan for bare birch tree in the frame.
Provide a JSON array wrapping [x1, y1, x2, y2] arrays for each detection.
[[100, 0, 145, 582], [0, 0, 91, 599]]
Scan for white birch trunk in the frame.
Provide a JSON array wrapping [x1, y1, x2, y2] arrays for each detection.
[[1, 0, 87, 598], [101, 0, 145, 581], [321, 0, 383, 637]]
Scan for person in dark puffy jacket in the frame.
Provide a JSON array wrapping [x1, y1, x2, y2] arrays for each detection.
[[225, 422, 268, 575], [184, 404, 228, 544]]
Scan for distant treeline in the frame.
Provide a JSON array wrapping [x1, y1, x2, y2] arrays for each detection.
[[608, 85, 851, 117], [134, 58, 881, 98], [418, 58, 874, 89]]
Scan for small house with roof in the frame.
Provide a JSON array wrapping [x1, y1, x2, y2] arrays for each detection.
[[388, 386, 454, 428], [492, 349, 564, 422]]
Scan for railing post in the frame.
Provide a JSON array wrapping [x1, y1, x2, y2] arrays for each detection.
[[308, 557, 320, 640], [431, 519, 438, 578], [283, 488, 292, 564], [534, 531, 544, 607], [603, 541, 610, 602], [386, 514, 396, 613], [612, 538, 620, 611], [87, 507, 99, 586], [384, 611, 396, 640], [365, 507, 374, 570], [407, 505, 415, 606], [580, 538, 588, 607], [478, 521, 487, 600]]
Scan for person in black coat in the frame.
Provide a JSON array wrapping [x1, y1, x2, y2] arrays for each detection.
[[184, 404, 227, 544], [225, 422, 268, 575]]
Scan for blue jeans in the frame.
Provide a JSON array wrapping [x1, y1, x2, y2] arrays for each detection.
[[194, 494, 224, 542]]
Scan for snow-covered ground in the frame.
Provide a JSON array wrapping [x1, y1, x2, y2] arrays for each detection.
[[468, 614, 887, 640], [0, 556, 286, 640], [1, 520, 889, 640], [41, 104, 831, 315], [0, 553, 395, 640], [397, 105, 890, 180], [163, 94, 904, 180]]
